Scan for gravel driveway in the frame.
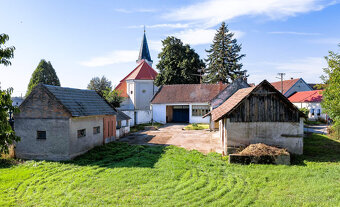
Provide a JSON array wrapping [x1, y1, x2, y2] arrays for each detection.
[[118, 124, 222, 154]]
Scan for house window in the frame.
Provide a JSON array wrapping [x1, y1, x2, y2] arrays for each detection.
[[93, 126, 100, 134], [316, 109, 321, 116], [77, 129, 86, 138], [192, 105, 210, 116], [37, 131, 46, 139], [131, 91, 133, 94], [310, 109, 315, 116]]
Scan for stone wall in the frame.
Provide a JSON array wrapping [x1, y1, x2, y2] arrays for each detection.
[[15, 118, 70, 160], [16, 85, 70, 119], [68, 116, 105, 158], [224, 118, 304, 154]]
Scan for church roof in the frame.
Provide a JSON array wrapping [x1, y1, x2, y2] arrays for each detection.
[[115, 60, 158, 97], [137, 31, 152, 63]]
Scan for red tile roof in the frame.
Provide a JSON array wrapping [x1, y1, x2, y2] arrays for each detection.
[[115, 60, 158, 97], [151, 84, 228, 104], [211, 86, 256, 121], [270, 78, 300, 94], [288, 90, 323, 103]]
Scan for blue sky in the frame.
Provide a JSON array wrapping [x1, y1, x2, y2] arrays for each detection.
[[1, 0, 340, 96]]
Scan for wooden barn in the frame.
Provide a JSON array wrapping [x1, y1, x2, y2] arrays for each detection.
[[210, 80, 305, 155]]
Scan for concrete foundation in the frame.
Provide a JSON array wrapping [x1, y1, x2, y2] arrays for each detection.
[[224, 118, 304, 155]]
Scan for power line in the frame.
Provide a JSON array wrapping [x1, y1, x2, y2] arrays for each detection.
[[276, 73, 286, 93]]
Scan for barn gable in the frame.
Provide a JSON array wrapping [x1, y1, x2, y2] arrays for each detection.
[[17, 84, 71, 119], [212, 80, 304, 122]]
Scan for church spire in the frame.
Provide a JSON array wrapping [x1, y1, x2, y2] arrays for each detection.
[[137, 28, 153, 67]]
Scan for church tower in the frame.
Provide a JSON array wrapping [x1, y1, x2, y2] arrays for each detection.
[[136, 29, 153, 67]]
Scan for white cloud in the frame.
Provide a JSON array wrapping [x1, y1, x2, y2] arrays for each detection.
[[269, 31, 321, 36], [149, 40, 163, 52], [310, 38, 340, 45], [114, 8, 157, 14], [80, 50, 139, 67], [128, 23, 190, 29], [172, 28, 244, 45], [166, 0, 335, 27]]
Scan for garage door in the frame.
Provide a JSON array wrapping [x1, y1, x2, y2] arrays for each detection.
[[172, 106, 189, 123]]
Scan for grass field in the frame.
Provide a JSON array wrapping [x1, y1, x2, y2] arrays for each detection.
[[130, 122, 163, 133], [184, 123, 210, 130], [1, 134, 339, 206]]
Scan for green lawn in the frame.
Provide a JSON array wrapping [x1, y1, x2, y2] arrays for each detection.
[[184, 123, 210, 130], [130, 122, 163, 133], [1, 134, 339, 206]]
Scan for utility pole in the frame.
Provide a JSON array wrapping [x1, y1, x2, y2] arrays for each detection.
[[277, 73, 286, 94]]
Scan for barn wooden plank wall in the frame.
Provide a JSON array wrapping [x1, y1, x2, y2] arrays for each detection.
[[229, 86, 300, 122]]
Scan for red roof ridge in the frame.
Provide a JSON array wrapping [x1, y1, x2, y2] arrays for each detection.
[[288, 90, 323, 103]]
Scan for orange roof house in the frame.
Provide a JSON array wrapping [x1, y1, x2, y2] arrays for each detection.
[[288, 90, 323, 103], [270, 78, 313, 97], [115, 60, 158, 97]]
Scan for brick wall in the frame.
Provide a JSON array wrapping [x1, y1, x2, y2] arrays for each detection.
[[15, 85, 70, 119]]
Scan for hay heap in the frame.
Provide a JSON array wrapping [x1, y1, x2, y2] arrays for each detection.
[[238, 143, 289, 156]]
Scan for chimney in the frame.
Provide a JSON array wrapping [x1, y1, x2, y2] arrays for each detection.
[[291, 77, 293, 80]]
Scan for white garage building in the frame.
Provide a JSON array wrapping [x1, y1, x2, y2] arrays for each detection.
[[151, 84, 227, 124]]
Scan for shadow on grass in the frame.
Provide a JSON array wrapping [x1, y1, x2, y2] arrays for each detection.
[[291, 133, 340, 165], [0, 159, 15, 169], [65, 141, 167, 169]]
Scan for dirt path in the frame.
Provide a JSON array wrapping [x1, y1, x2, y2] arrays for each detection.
[[119, 124, 222, 154]]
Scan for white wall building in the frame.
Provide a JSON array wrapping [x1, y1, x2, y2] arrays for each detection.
[[151, 84, 227, 124], [115, 31, 158, 126], [288, 90, 326, 121]]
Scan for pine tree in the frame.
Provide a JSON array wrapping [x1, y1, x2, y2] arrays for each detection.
[[26, 59, 60, 96], [155, 36, 205, 86], [204, 22, 246, 84]]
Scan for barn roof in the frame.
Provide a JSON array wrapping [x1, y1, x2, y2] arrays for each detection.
[[151, 84, 228, 104], [288, 90, 323, 103], [211, 80, 304, 122], [41, 84, 117, 117]]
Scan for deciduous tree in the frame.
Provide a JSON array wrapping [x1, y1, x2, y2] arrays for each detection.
[[87, 76, 112, 96], [155, 36, 205, 86], [0, 33, 19, 153], [320, 45, 340, 137], [0, 33, 15, 66], [103, 89, 125, 108]]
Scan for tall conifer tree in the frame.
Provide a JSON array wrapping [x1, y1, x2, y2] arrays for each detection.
[[26, 59, 60, 96], [204, 22, 246, 83]]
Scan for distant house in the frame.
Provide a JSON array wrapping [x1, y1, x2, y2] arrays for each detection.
[[14, 84, 119, 161], [151, 84, 227, 124], [270, 78, 313, 97], [210, 80, 304, 155], [11, 97, 24, 106], [288, 90, 326, 121], [116, 110, 131, 138], [115, 31, 158, 126]]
